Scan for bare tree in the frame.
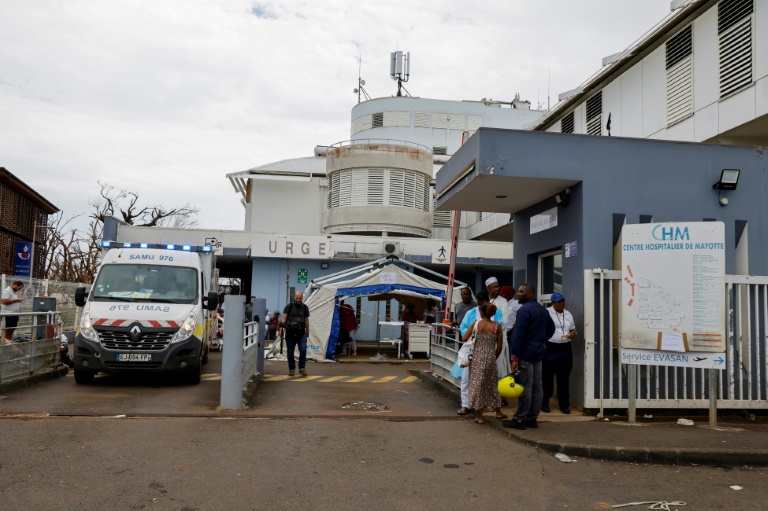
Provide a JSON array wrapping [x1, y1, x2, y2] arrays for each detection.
[[91, 181, 199, 228], [43, 182, 201, 283]]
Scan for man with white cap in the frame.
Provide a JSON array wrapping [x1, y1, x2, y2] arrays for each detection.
[[485, 277, 511, 379]]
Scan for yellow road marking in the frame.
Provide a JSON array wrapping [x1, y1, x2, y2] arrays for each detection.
[[264, 375, 292, 381], [372, 376, 397, 383], [400, 376, 419, 383], [346, 376, 373, 383], [319, 376, 346, 382], [291, 375, 322, 382]]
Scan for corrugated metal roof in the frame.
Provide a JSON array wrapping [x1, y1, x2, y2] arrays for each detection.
[[227, 156, 326, 180]]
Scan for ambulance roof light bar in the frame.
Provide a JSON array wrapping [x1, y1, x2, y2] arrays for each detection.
[[100, 241, 216, 253]]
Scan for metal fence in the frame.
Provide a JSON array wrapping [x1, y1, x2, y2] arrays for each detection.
[[0, 311, 62, 382], [1, 274, 89, 332], [585, 269, 768, 410], [430, 324, 461, 387]]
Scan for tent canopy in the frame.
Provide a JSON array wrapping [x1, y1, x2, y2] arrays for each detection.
[[303, 262, 467, 361]]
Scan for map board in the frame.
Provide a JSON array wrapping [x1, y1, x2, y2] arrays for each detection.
[[620, 222, 726, 369]]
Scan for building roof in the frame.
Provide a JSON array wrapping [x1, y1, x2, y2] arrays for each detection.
[[0, 167, 59, 214], [226, 156, 327, 203], [529, 0, 709, 131]]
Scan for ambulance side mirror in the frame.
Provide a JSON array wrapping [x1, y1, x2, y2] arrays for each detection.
[[203, 292, 219, 311], [74, 287, 88, 307]]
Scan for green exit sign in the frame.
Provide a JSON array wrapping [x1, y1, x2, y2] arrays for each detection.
[[297, 268, 308, 284]]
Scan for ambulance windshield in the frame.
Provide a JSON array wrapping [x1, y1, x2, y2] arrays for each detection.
[[91, 264, 198, 303]]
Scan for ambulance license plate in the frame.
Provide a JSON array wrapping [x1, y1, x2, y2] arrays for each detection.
[[116, 353, 151, 362]]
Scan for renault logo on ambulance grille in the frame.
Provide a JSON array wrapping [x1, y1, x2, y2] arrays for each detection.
[[129, 324, 142, 342]]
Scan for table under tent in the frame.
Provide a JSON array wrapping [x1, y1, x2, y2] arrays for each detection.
[[302, 256, 469, 361]]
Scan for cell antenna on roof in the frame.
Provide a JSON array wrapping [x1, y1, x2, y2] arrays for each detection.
[[390, 50, 411, 97], [354, 52, 370, 104]]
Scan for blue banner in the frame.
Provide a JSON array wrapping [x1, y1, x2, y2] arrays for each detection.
[[14, 241, 32, 277]]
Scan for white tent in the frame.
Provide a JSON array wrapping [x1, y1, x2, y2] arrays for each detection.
[[303, 260, 466, 361]]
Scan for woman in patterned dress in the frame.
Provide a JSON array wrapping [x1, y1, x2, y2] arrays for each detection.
[[463, 303, 504, 424]]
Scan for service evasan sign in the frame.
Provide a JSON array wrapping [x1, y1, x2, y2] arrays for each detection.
[[620, 222, 726, 370]]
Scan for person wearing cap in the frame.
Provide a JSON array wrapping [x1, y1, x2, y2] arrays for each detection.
[[485, 277, 511, 379], [542, 291, 577, 414]]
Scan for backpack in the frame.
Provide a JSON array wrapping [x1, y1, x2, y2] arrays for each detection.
[[285, 302, 307, 336]]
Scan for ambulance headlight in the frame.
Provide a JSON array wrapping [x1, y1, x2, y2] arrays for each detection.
[[79, 311, 99, 342], [172, 312, 197, 343]]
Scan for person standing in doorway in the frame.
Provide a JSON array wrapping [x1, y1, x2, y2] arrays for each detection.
[[281, 291, 310, 377], [504, 284, 555, 430], [1, 280, 24, 343], [542, 292, 576, 414]]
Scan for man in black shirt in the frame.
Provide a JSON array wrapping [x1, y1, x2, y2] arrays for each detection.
[[281, 291, 310, 377]]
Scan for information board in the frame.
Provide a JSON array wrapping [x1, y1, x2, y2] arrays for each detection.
[[620, 222, 726, 368]]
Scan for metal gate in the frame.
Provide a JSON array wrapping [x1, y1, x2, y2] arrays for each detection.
[[584, 269, 768, 409]]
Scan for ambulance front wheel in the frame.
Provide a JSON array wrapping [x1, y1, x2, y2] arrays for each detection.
[[74, 369, 95, 384]]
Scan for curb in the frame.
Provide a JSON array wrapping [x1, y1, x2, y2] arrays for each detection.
[[414, 368, 768, 466], [492, 425, 768, 466], [0, 365, 70, 394]]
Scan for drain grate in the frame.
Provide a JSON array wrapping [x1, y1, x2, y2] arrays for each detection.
[[341, 401, 390, 412]]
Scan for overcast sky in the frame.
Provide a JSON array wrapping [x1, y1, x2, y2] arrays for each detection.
[[1, 0, 674, 232]]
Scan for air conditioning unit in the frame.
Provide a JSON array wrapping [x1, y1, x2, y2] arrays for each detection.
[[383, 241, 400, 254]]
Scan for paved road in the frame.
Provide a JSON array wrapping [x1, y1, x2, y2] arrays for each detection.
[[1, 355, 766, 510]]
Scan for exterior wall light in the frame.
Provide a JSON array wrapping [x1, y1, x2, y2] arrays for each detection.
[[555, 187, 571, 208], [713, 169, 739, 206], [320, 262, 329, 269]]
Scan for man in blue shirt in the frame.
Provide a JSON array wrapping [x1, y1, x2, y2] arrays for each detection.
[[503, 284, 555, 430], [455, 290, 503, 415]]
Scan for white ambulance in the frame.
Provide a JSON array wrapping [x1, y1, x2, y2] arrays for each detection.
[[73, 243, 219, 384]]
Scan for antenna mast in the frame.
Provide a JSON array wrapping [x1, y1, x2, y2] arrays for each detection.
[[353, 53, 370, 103], [390, 51, 411, 97]]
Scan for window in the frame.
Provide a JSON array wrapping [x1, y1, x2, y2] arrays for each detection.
[[586, 92, 602, 136], [538, 250, 563, 306], [718, 0, 753, 98], [666, 25, 694, 126]]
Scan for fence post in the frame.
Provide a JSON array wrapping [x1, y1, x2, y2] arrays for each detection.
[[628, 364, 637, 423], [220, 295, 245, 410], [709, 368, 718, 428], [253, 298, 266, 374]]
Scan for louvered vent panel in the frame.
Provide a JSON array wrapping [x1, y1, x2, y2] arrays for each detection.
[[449, 115, 465, 130], [372, 112, 384, 128], [350, 169, 367, 206], [718, 0, 753, 34], [667, 55, 693, 125], [467, 115, 482, 130], [719, 15, 753, 98], [414, 112, 430, 128], [433, 146, 448, 156], [666, 25, 694, 126], [478, 212, 483, 222], [403, 172, 416, 208], [561, 112, 574, 133], [432, 113, 448, 129], [586, 92, 602, 136], [356, 114, 372, 132], [326, 174, 333, 208], [328, 173, 340, 208], [433, 210, 452, 228], [413, 175, 427, 211], [389, 170, 405, 206], [383, 111, 410, 127], [338, 171, 352, 207], [368, 169, 384, 205], [422, 176, 430, 212]]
